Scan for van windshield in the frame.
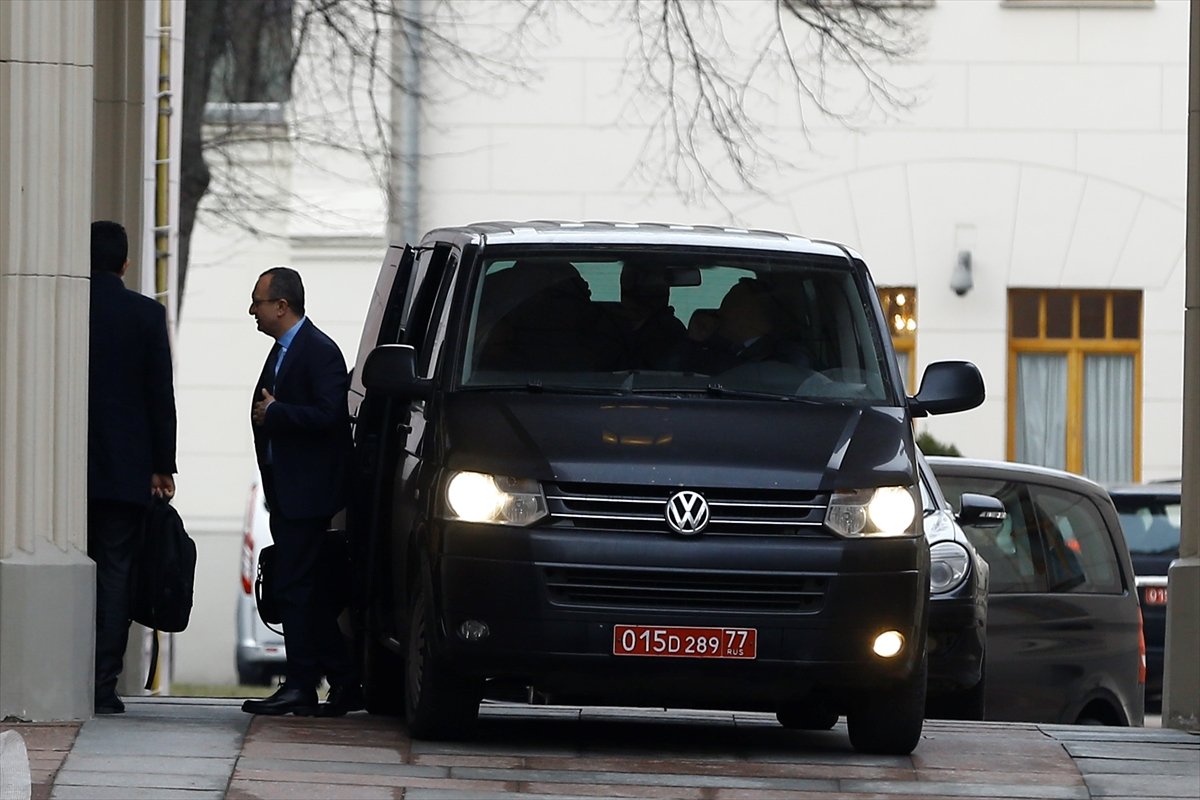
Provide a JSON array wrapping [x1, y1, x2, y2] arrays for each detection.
[[459, 251, 894, 402]]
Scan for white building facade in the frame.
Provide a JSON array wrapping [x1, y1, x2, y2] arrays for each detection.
[[175, 0, 1189, 683]]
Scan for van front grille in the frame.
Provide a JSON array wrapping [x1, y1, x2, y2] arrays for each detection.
[[543, 482, 829, 537], [542, 565, 827, 613]]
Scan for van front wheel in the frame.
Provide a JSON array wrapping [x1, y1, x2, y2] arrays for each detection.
[[404, 579, 482, 740], [846, 655, 927, 755]]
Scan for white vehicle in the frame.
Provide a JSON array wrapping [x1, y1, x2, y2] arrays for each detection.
[[236, 478, 286, 685]]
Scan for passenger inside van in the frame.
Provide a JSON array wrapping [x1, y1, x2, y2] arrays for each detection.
[[616, 263, 689, 370], [685, 278, 816, 379], [475, 259, 624, 371]]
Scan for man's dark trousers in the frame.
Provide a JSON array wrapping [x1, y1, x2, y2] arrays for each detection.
[[88, 500, 144, 700], [261, 468, 353, 691]]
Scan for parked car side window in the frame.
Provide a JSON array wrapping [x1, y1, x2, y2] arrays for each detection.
[[1028, 485, 1122, 593], [940, 477, 1046, 593]]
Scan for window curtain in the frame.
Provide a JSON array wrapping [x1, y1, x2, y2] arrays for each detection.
[[1016, 354, 1067, 469], [1084, 355, 1134, 483]]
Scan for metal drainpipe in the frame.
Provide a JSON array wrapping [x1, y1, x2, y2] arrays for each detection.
[[389, 0, 421, 245], [154, 0, 173, 310]]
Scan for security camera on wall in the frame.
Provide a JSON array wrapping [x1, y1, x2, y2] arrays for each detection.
[[950, 251, 973, 296]]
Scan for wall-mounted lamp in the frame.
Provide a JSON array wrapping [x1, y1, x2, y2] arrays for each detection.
[[950, 250, 973, 296]]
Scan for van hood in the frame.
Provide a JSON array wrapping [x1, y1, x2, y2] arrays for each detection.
[[440, 393, 914, 490]]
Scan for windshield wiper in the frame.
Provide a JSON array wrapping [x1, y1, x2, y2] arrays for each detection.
[[457, 383, 627, 396], [702, 383, 816, 403], [525, 381, 630, 396]]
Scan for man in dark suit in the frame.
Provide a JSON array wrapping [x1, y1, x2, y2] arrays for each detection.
[[242, 266, 362, 717], [88, 220, 177, 715]]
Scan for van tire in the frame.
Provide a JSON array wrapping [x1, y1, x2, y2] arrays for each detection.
[[404, 578, 481, 740], [846, 655, 927, 755]]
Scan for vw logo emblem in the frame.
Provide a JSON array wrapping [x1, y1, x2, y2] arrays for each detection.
[[666, 490, 709, 535]]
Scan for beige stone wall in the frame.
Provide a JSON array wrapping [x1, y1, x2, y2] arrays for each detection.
[[0, 0, 98, 721], [0, 0, 150, 721]]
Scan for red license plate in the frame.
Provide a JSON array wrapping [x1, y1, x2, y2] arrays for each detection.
[[1144, 586, 1169, 606], [613, 625, 757, 659]]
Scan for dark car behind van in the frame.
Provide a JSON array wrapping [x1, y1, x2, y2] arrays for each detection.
[[1107, 480, 1180, 709], [929, 457, 1145, 726], [917, 451, 1002, 720], [347, 221, 987, 754]]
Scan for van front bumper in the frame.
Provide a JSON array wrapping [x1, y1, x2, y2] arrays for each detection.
[[430, 523, 929, 709]]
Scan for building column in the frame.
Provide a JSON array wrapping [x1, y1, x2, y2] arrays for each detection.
[[94, 0, 154, 698], [1164, 0, 1200, 734], [0, 0, 98, 721]]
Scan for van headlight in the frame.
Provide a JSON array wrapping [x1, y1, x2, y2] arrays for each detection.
[[825, 486, 917, 537], [929, 541, 971, 593], [444, 471, 548, 525]]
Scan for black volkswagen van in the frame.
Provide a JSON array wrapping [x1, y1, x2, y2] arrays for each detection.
[[347, 221, 985, 754]]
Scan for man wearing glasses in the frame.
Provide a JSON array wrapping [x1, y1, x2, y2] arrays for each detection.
[[243, 266, 361, 717]]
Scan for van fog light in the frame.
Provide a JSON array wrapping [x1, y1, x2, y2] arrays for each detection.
[[458, 620, 490, 642], [872, 630, 905, 658]]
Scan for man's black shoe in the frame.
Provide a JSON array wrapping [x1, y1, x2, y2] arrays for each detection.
[[316, 683, 365, 717], [94, 694, 125, 715], [241, 684, 318, 716]]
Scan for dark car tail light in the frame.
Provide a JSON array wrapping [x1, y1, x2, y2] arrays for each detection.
[[1137, 607, 1147, 685], [240, 484, 258, 595]]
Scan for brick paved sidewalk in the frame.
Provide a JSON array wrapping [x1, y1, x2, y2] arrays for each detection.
[[2, 699, 1197, 799]]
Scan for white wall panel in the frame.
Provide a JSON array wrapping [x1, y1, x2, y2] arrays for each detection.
[[1162, 65, 1189, 132], [1145, 286, 1189, 335], [1010, 168, 1087, 285], [1110, 198, 1186, 288], [968, 65, 1162, 131], [173, 532, 241, 684], [784, 178, 862, 253], [856, 131, 1078, 173], [1078, 133, 1187, 206], [424, 190, 589, 228], [421, 127, 499, 193], [1060, 180, 1143, 285], [430, 60, 590, 127], [846, 166, 917, 281], [1079, 3, 1189, 65], [922, 3, 1079, 63]]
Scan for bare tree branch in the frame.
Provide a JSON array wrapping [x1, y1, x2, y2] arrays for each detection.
[[181, 0, 925, 305]]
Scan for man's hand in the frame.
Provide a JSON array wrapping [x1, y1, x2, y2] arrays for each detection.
[[151, 473, 175, 499], [252, 388, 275, 426]]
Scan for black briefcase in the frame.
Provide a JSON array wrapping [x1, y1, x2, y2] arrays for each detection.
[[254, 532, 352, 629]]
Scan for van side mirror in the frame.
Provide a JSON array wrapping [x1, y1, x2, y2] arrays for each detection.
[[957, 492, 1006, 529], [360, 344, 433, 399], [910, 361, 985, 417]]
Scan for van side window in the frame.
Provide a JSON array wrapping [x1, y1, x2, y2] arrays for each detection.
[[1028, 485, 1122, 593]]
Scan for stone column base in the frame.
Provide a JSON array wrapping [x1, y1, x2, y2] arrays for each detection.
[[0, 554, 95, 721], [1163, 556, 1200, 731]]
